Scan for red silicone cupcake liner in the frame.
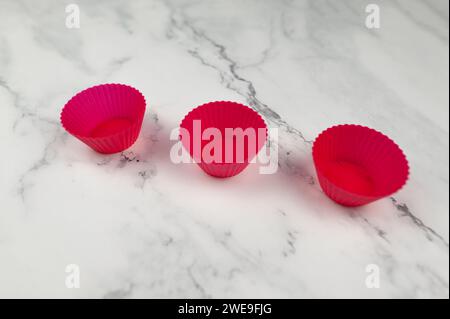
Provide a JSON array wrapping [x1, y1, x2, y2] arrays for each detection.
[[180, 101, 268, 178], [312, 124, 409, 207], [60, 83, 146, 154]]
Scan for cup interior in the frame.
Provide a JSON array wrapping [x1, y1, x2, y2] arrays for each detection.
[[313, 125, 409, 197]]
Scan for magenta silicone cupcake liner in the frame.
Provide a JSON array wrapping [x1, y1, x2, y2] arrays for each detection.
[[60, 83, 146, 154], [312, 124, 409, 207], [179, 101, 268, 178]]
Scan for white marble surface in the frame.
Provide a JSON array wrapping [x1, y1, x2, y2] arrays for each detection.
[[0, 0, 448, 298]]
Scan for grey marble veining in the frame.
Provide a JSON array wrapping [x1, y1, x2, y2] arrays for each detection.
[[0, 0, 448, 298]]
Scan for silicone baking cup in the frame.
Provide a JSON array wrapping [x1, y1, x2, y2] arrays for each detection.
[[60, 84, 146, 154], [312, 124, 409, 207], [180, 101, 268, 178]]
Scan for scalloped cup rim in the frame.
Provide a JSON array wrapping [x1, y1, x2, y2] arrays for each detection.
[[179, 100, 268, 137]]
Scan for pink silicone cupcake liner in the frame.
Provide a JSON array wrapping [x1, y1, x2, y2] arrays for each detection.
[[60, 83, 146, 154], [179, 101, 268, 178], [312, 124, 409, 207]]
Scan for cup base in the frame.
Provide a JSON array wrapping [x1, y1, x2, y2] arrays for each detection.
[[199, 162, 249, 178]]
